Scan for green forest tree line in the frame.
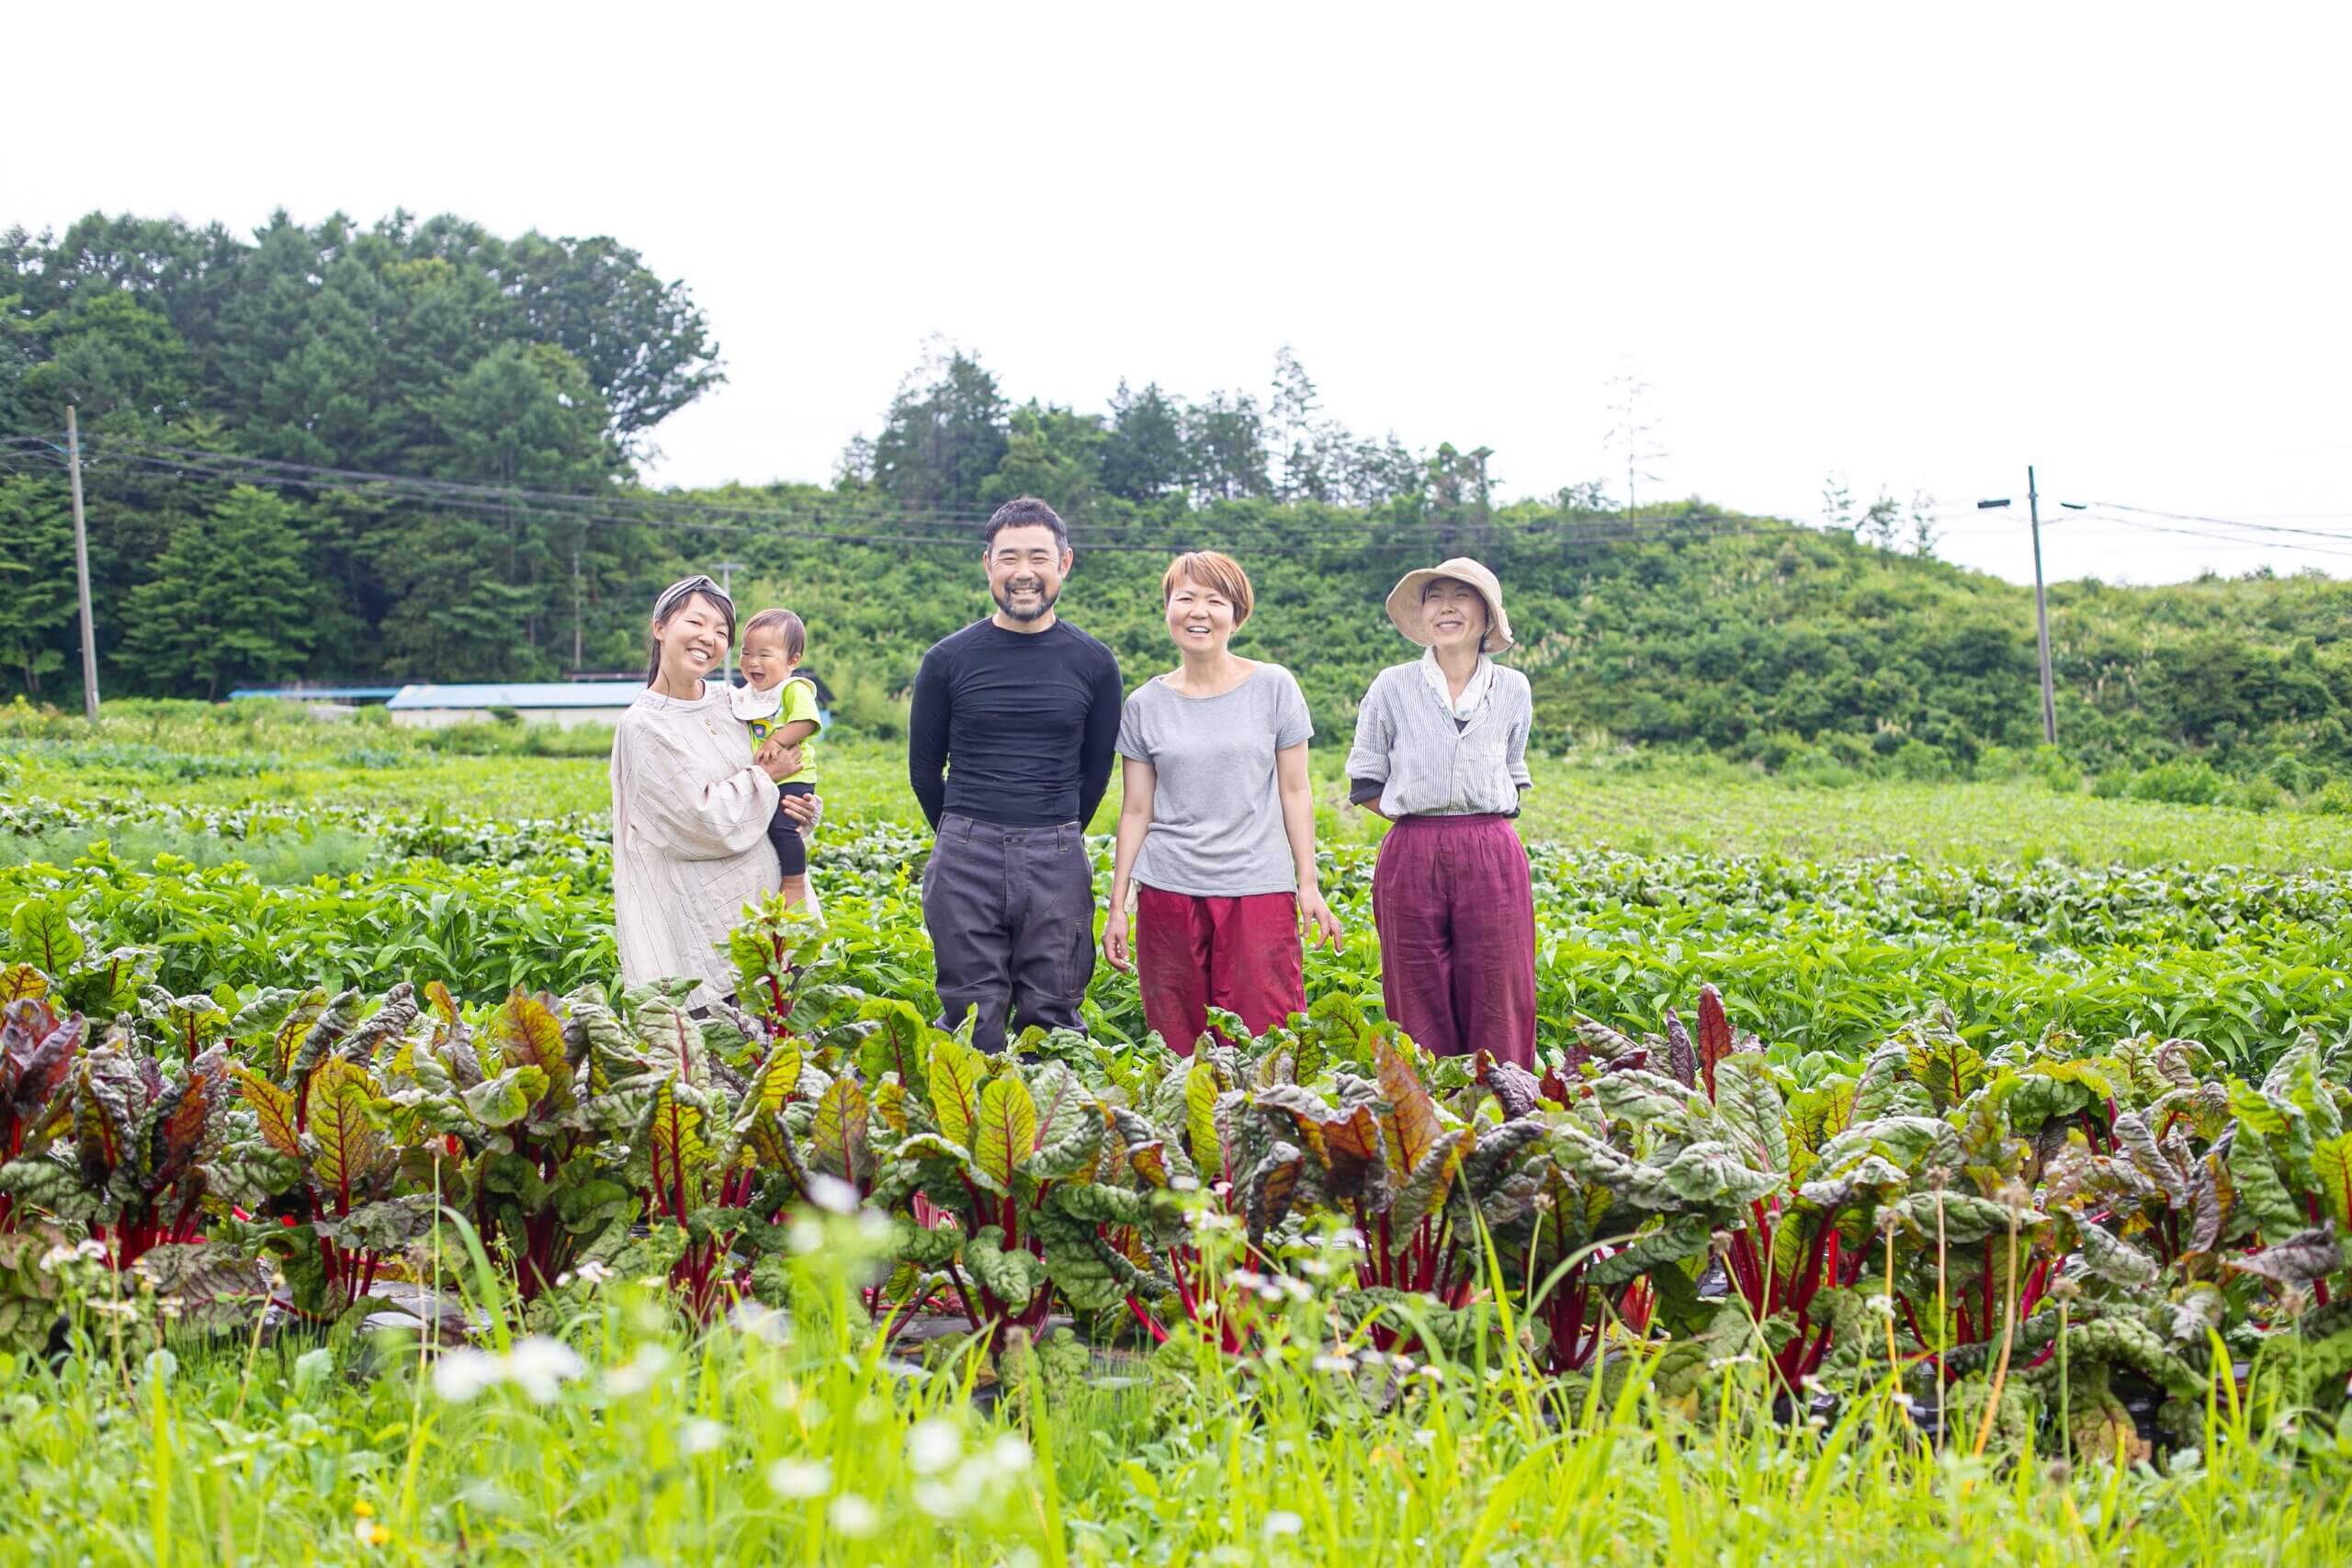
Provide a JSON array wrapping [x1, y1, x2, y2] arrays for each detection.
[[6, 208, 2351, 778]]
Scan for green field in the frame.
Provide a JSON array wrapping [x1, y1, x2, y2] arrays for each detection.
[[6, 705, 2352, 1563]]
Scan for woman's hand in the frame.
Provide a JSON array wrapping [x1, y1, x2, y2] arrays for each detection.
[[777, 791, 820, 828], [1102, 886, 1134, 974], [1299, 888, 1344, 953], [755, 739, 804, 782]]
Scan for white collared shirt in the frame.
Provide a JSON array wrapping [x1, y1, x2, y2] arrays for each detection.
[[1346, 658, 1533, 818]]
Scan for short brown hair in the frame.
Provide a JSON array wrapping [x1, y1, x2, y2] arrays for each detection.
[[1160, 551, 1253, 626], [741, 607, 807, 662]]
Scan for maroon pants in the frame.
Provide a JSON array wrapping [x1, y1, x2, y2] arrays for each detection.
[[1371, 815, 1536, 1066], [1136, 887, 1306, 1055]]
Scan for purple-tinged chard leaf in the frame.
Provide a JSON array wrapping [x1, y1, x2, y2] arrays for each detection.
[[148, 1044, 229, 1187], [1473, 1049, 1543, 1121], [1663, 1008, 1697, 1090], [2227, 1225, 2344, 1291], [1696, 985, 1735, 1100]]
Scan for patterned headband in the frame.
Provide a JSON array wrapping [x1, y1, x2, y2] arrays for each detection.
[[653, 575, 733, 619]]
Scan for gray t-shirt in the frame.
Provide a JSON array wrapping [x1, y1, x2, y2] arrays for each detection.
[[1115, 663, 1314, 897]]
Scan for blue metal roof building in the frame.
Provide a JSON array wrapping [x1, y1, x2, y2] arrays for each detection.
[[229, 685, 402, 703], [385, 682, 646, 728]]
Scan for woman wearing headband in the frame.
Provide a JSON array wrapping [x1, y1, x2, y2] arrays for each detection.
[[610, 575, 820, 1010]]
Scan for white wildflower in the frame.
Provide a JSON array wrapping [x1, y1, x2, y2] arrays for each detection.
[[913, 1475, 978, 1519], [431, 1348, 504, 1404], [573, 1260, 614, 1287], [766, 1457, 831, 1499], [433, 1337, 584, 1404], [604, 1342, 674, 1397], [677, 1417, 724, 1456], [804, 1173, 861, 1214], [982, 1433, 1034, 1476], [1266, 1511, 1304, 1539], [505, 1337, 585, 1404], [829, 1494, 879, 1538], [1312, 1353, 1356, 1375], [905, 1417, 962, 1475], [1864, 1293, 1897, 1321]]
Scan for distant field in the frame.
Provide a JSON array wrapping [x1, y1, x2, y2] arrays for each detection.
[[13, 716, 2352, 871]]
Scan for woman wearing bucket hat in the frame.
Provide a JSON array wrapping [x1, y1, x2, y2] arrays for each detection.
[[1343, 558, 1536, 1066]]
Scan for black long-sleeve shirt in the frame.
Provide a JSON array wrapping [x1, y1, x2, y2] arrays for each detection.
[[908, 618, 1125, 830]]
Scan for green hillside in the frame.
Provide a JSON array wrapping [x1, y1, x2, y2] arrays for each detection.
[[729, 494, 2352, 787], [7, 207, 2350, 789]]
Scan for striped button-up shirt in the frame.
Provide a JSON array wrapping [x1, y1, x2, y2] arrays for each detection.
[[1345, 657, 1533, 817]]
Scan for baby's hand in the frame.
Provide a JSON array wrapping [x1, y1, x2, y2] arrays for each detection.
[[756, 740, 803, 781]]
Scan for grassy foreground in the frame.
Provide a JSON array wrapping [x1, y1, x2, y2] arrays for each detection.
[[13, 1211, 2352, 1567]]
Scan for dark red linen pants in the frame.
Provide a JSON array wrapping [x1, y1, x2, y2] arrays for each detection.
[[1136, 886, 1306, 1055], [1370, 814, 1536, 1066]]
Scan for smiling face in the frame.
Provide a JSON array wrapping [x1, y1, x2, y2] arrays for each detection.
[[738, 624, 795, 691], [986, 523, 1071, 625], [1164, 570, 1239, 657], [650, 591, 732, 689], [1421, 578, 1491, 654]]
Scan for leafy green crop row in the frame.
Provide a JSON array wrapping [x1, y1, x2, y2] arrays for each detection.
[[4, 893, 2351, 1474], [7, 797, 2351, 1066]]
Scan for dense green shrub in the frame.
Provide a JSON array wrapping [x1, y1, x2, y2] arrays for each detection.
[[2131, 759, 2226, 807]]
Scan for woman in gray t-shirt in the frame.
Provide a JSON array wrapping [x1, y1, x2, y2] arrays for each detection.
[[1102, 551, 1344, 1054]]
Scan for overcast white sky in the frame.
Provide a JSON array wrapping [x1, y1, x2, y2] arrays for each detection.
[[9, 2, 2349, 586]]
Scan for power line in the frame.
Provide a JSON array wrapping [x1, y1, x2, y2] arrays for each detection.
[[2088, 510, 2352, 552], [40, 437, 1828, 558], [2072, 510, 2352, 561], [78, 434, 1853, 548]]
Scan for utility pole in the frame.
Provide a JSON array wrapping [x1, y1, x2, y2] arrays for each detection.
[[710, 560, 746, 684], [65, 407, 99, 720], [1978, 470, 2061, 747], [571, 547, 583, 671], [2027, 465, 2057, 745]]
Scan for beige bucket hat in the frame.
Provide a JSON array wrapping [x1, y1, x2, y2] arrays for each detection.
[[1385, 557, 1515, 652]]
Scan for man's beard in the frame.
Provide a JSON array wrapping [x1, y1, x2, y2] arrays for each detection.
[[992, 578, 1060, 623]]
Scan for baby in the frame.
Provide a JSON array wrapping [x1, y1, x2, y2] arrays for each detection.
[[730, 608, 823, 908]]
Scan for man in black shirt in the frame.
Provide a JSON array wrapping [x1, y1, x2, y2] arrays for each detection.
[[910, 497, 1124, 1052]]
